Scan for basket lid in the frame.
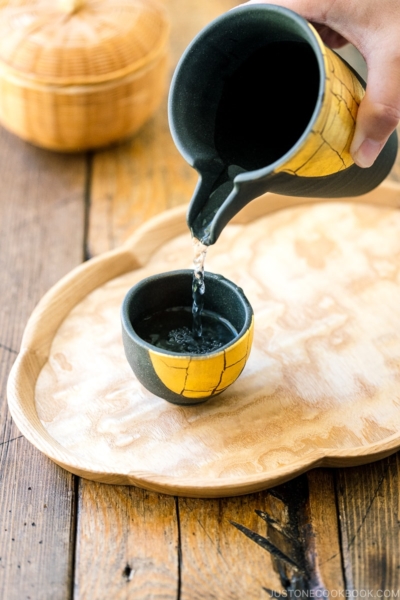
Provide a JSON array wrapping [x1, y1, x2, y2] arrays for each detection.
[[0, 0, 169, 85]]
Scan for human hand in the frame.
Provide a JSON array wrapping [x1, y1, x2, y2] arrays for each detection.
[[244, 0, 400, 168]]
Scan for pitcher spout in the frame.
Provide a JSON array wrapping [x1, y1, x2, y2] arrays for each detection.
[[188, 165, 272, 245]]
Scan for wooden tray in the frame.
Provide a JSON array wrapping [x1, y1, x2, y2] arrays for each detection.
[[7, 182, 400, 497]]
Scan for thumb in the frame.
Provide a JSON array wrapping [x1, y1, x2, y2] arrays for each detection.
[[350, 53, 400, 168]]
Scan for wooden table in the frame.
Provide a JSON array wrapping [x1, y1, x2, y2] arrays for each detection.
[[2, 1, 400, 597]]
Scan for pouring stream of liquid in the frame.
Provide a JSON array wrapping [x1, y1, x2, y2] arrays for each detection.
[[192, 237, 208, 338]]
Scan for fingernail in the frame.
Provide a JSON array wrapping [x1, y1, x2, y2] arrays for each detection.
[[352, 138, 384, 168]]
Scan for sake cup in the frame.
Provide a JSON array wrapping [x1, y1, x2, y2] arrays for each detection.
[[121, 269, 254, 405]]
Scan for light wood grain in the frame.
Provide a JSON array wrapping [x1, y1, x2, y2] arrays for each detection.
[[8, 182, 400, 498], [0, 0, 169, 150], [0, 127, 85, 600]]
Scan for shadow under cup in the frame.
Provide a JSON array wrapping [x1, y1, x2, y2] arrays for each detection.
[[121, 270, 254, 405]]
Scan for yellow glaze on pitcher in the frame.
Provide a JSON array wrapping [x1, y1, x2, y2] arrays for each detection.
[[148, 317, 254, 399], [276, 27, 365, 178]]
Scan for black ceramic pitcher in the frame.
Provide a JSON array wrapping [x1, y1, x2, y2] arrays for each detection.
[[168, 4, 398, 245]]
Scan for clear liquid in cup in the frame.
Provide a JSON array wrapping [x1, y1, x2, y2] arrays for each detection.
[[135, 306, 237, 355]]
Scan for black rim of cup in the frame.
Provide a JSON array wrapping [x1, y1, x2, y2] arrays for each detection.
[[121, 269, 253, 356]]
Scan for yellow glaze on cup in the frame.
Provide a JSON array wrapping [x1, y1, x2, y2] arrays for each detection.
[[276, 27, 365, 178], [148, 317, 254, 399]]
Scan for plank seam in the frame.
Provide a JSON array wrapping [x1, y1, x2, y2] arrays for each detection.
[[175, 497, 182, 600], [70, 475, 80, 600], [346, 462, 392, 550], [333, 470, 348, 590], [84, 152, 93, 261]]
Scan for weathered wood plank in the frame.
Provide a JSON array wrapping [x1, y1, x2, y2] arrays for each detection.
[[74, 486, 284, 600], [306, 469, 345, 591], [232, 475, 345, 593], [0, 437, 77, 600], [178, 493, 283, 599], [0, 127, 86, 600], [336, 454, 400, 592], [74, 482, 179, 600]]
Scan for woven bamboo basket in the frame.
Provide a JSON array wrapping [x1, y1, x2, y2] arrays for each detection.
[[0, 0, 170, 151]]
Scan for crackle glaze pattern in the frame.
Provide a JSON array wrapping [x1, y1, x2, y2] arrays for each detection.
[[34, 201, 400, 485], [148, 320, 254, 399], [277, 40, 365, 177]]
